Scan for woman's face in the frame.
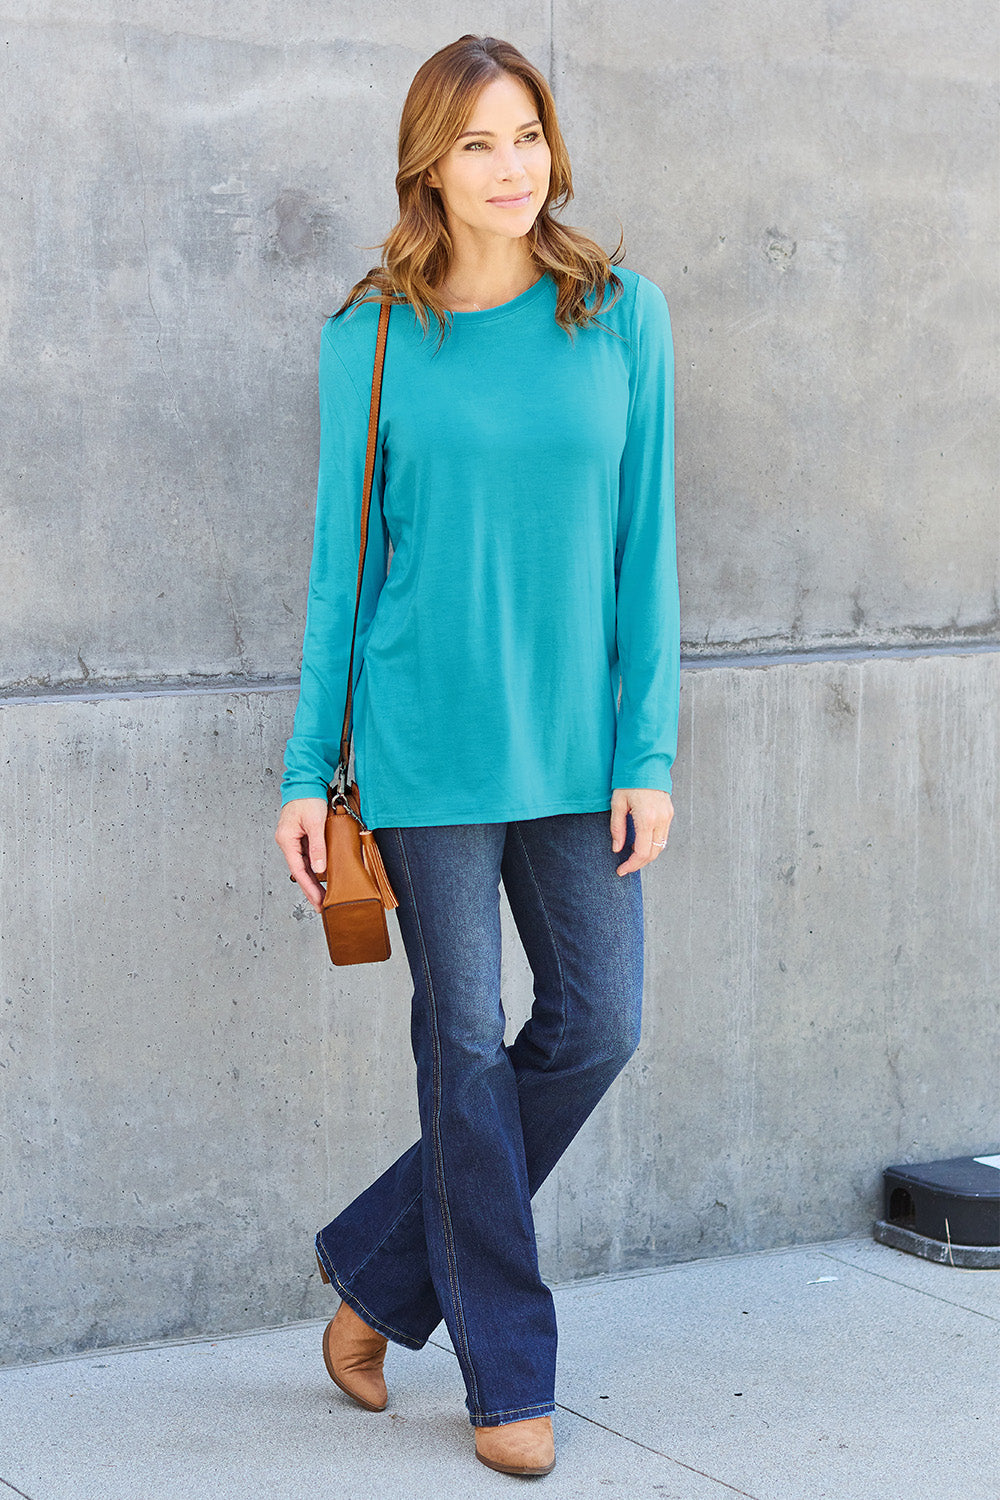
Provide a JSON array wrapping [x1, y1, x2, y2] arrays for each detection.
[[426, 73, 552, 248]]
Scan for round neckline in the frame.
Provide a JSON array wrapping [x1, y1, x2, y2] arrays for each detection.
[[444, 271, 552, 325]]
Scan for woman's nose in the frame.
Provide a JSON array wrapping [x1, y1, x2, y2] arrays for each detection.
[[495, 146, 524, 181]]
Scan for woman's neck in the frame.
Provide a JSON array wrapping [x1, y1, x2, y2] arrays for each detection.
[[438, 236, 541, 312]]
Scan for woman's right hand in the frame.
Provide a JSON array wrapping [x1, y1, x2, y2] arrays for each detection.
[[275, 797, 329, 911]]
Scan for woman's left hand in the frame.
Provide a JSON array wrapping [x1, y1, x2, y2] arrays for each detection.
[[610, 787, 674, 875]]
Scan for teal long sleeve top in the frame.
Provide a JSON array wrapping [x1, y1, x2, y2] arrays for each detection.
[[280, 265, 680, 830]]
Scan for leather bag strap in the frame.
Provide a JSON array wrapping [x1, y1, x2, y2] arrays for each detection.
[[336, 300, 391, 785]]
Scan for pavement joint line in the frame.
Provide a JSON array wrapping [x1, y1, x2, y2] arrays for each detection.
[[816, 1248, 1000, 1322], [553, 1404, 763, 1499], [426, 1336, 457, 1357], [0, 1476, 35, 1500], [5, 1237, 990, 1377], [425, 1336, 762, 1498], [0, 1238, 885, 1373], [0, 1314, 336, 1373], [538, 1235, 878, 1291], [420, 1344, 764, 1500]]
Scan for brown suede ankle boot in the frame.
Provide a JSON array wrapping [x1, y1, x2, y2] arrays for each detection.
[[475, 1415, 556, 1475], [321, 1299, 389, 1412]]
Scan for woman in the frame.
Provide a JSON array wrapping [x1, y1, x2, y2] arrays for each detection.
[[276, 34, 679, 1478]]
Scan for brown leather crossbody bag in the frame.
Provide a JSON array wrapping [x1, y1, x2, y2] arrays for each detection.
[[315, 300, 399, 964]]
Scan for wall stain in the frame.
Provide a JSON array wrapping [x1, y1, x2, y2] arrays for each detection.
[[764, 228, 797, 267], [266, 189, 334, 265], [827, 680, 856, 719]]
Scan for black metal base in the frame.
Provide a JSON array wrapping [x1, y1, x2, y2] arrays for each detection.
[[874, 1219, 1000, 1269]]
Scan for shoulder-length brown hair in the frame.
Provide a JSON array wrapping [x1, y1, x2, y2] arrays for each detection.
[[335, 34, 623, 338]]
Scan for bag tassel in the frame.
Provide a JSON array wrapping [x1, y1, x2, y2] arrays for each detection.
[[359, 829, 400, 909]]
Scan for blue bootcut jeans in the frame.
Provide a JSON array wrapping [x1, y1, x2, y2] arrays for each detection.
[[314, 810, 644, 1428]]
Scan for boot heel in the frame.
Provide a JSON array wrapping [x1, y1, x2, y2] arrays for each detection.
[[315, 1249, 331, 1285]]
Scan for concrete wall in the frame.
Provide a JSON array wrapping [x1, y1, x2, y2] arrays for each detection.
[[2, 2, 997, 1363]]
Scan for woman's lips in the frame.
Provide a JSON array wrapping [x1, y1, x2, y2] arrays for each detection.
[[488, 192, 532, 206]]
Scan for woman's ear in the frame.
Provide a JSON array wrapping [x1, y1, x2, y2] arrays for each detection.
[[424, 165, 440, 191]]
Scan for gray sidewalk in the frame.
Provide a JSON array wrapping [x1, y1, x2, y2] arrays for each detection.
[[1, 1236, 996, 1500]]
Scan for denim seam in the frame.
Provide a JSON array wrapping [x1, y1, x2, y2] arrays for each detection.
[[473, 1400, 556, 1424], [510, 821, 570, 1072], [315, 1241, 423, 1349], [394, 827, 482, 1413], [318, 1189, 423, 1293]]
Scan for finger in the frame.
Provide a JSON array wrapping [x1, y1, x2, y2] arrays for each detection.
[[615, 825, 646, 876], [276, 832, 305, 878], [307, 825, 327, 878], [620, 828, 668, 876], [284, 848, 323, 905], [276, 830, 324, 910], [292, 856, 326, 911], [609, 800, 628, 852], [299, 875, 325, 912], [630, 816, 655, 865], [619, 817, 666, 874]]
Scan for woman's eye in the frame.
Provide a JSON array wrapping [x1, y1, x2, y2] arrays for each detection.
[[461, 132, 541, 152]]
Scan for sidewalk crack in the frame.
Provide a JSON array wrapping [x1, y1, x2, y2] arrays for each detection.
[[817, 1249, 1000, 1322], [427, 1335, 761, 1494], [0, 1476, 36, 1500], [554, 1403, 762, 1498]]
